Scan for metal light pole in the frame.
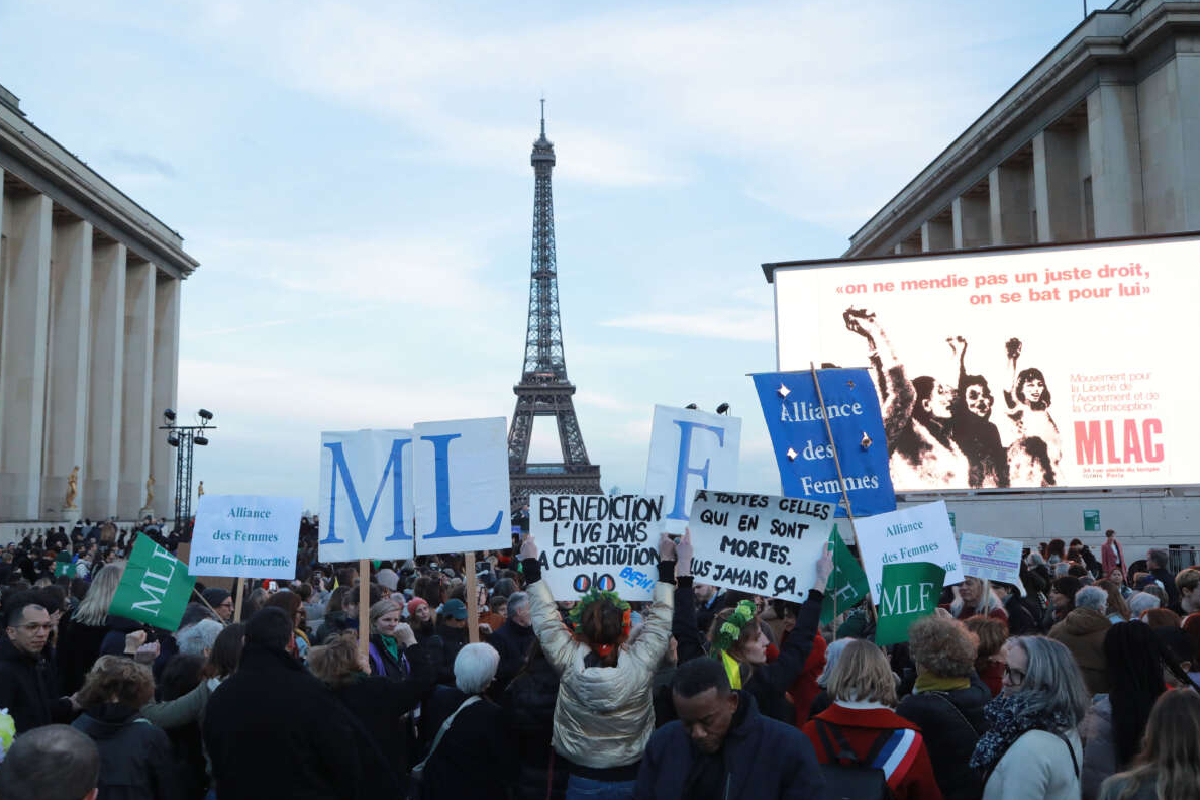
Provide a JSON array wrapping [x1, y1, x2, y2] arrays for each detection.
[[160, 408, 215, 535]]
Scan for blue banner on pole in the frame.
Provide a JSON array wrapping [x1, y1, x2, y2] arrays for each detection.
[[752, 369, 896, 517]]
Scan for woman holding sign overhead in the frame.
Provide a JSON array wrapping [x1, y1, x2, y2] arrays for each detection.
[[706, 544, 832, 724], [518, 531, 678, 800]]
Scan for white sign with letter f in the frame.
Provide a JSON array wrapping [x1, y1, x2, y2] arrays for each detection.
[[645, 404, 741, 534]]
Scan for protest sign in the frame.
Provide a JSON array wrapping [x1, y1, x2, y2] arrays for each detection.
[[531, 494, 664, 601], [645, 405, 741, 533], [189, 495, 304, 580], [752, 370, 895, 517], [821, 524, 870, 625], [413, 417, 510, 555], [875, 562, 946, 646], [689, 490, 834, 603], [854, 501, 962, 600], [109, 534, 195, 630], [319, 428, 415, 563], [318, 419, 511, 561], [958, 532, 1023, 588], [771, 235, 1200, 490]]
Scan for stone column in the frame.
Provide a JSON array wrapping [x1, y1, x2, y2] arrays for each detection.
[[952, 193, 991, 249], [119, 260, 155, 518], [150, 274, 180, 521], [1031, 133, 1053, 242], [42, 218, 93, 518], [1179, 54, 1200, 230], [989, 163, 1034, 245], [85, 241, 126, 520], [1087, 83, 1144, 237], [1035, 128, 1084, 242], [0, 192, 52, 520], [920, 216, 952, 251]]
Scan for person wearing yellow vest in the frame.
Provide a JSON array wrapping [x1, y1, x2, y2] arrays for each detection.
[[706, 545, 832, 724]]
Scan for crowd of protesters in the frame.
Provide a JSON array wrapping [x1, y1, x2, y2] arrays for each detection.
[[1, 516, 1199, 800]]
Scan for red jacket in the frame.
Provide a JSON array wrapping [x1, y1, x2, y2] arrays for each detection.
[[803, 703, 943, 800], [788, 632, 827, 726]]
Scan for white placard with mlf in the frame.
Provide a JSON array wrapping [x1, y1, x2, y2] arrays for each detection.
[[688, 490, 835, 603]]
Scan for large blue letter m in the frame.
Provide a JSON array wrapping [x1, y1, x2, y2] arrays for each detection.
[[321, 438, 412, 544]]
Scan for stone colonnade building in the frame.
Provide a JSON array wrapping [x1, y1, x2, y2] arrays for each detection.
[[845, 0, 1200, 257], [0, 83, 198, 525]]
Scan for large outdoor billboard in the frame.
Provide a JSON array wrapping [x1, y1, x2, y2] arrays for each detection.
[[771, 234, 1200, 491]]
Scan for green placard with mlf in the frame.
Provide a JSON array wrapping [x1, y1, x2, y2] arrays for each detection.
[[1083, 510, 1101, 532]]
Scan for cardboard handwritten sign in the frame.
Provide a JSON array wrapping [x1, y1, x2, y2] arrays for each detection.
[[531, 494, 664, 601], [688, 490, 835, 603]]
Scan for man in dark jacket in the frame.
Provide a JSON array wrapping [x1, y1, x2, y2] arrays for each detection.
[[434, 598, 470, 686], [0, 592, 74, 733], [635, 657, 824, 800], [1147, 548, 1181, 611], [203, 607, 381, 800], [487, 591, 535, 695]]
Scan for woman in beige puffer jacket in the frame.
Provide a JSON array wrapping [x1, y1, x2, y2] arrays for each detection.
[[519, 532, 681, 798]]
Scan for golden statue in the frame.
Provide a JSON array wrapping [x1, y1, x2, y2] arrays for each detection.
[[64, 466, 80, 509], [145, 475, 155, 507], [197, 481, 205, 498]]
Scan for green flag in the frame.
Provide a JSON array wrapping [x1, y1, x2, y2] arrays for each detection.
[[820, 525, 870, 626], [874, 561, 946, 646], [108, 534, 195, 630], [54, 555, 76, 579]]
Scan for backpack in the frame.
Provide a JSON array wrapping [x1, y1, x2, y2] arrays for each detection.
[[813, 719, 896, 800]]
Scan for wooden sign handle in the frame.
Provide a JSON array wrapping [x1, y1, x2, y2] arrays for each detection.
[[466, 552, 480, 643]]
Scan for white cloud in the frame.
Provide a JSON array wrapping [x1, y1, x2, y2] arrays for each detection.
[[178, 0, 1069, 224], [601, 309, 774, 342]]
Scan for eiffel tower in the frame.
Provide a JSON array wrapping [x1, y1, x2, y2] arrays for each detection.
[[507, 103, 602, 508]]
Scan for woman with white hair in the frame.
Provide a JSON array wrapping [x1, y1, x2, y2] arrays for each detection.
[[807, 636, 852, 719], [177, 619, 223, 659], [948, 576, 1009, 624], [412, 642, 517, 799], [971, 636, 1089, 800]]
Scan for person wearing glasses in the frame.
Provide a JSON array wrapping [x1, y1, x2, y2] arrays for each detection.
[[0, 591, 77, 732], [971, 636, 1089, 800]]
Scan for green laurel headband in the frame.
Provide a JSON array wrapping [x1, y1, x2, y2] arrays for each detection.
[[711, 599, 757, 657], [568, 586, 630, 627]]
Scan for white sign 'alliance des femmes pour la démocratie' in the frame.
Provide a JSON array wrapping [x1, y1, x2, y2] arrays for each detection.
[[189, 495, 304, 580], [853, 500, 963, 600]]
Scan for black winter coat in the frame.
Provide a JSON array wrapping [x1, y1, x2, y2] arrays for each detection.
[[895, 674, 991, 800], [502, 656, 567, 800], [203, 643, 392, 800], [72, 704, 184, 800], [1003, 592, 1039, 636], [488, 620, 535, 694], [433, 622, 468, 686], [635, 692, 824, 800], [367, 633, 406, 681], [56, 617, 111, 695], [740, 589, 823, 724], [331, 636, 440, 786], [414, 694, 518, 800], [0, 635, 72, 733]]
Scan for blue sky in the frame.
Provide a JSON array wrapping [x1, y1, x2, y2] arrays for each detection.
[[0, 0, 1088, 510]]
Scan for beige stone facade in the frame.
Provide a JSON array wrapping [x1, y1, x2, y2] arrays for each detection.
[[845, 0, 1200, 258], [0, 84, 197, 523]]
